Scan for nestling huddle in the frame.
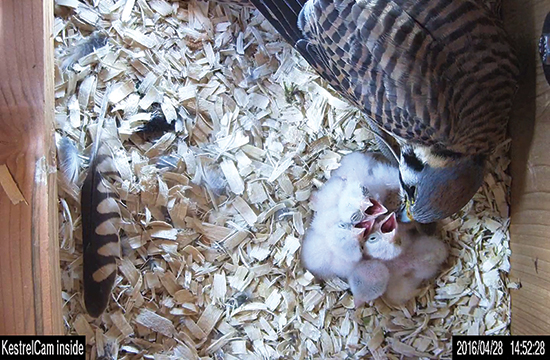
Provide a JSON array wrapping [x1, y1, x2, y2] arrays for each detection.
[[301, 152, 448, 307]]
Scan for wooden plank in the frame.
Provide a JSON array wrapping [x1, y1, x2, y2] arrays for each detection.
[[505, 0, 550, 335], [0, 0, 62, 334]]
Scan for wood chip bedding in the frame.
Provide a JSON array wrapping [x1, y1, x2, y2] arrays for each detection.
[[54, 0, 517, 358]]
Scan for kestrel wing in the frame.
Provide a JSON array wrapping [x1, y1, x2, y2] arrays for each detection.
[[254, 0, 519, 155]]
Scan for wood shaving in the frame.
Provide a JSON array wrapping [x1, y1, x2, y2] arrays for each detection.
[[135, 309, 176, 337], [0, 164, 27, 205], [55, 0, 515, 358]]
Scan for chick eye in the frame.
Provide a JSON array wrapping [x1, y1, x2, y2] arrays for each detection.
[[350, 211, 363, 224], [368, 235, 378, 243], [338, 223, 349, 229], [361, 186, 369, 196]]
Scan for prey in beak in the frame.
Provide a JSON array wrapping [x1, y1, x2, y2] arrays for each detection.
[[397, 191, 415, 223]]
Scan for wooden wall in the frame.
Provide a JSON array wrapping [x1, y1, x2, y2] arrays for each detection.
[[506, 0, 550, 334], [0, 0, 63, 334]]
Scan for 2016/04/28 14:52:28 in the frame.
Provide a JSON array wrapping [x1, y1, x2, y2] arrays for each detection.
[[453, 337, 548, 357]]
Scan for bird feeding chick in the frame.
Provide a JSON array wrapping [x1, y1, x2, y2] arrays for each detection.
[[362, 213, 449, 305], [302, 151, 447, 306]]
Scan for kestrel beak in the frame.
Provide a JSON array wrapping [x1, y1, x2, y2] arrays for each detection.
[[399, 199, 414, 223], [405, 200, 414, 221]]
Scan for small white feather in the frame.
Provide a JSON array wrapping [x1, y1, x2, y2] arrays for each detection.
[[57, 136, 81, 184], [202, 163, 227, 196]]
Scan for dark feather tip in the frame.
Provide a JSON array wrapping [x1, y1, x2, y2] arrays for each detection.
[[81, 32, 109, 55]]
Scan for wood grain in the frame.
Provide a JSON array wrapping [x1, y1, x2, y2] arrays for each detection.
[[505, 0, 550, 335], [0, 0, 63, 334]]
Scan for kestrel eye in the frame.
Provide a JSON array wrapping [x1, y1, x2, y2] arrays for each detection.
[[368, 235, 378, 243], [404, 184, 416, 201]]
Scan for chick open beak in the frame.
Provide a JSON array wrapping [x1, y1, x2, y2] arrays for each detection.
[[380, 212, 398, 233], [355, 218, 375, 234], [365, 198, 387, 219]]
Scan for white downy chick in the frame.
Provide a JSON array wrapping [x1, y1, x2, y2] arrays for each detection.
[[302, 151, 402, 306], [384, 233, 448, 305], [310, 151, 393, 228], [348, 259, 390, 307], [382, 274, 423, 305], [303, 162, 389, 279], [337, 179, 373, 225], [361, 215, 421, 305], [363, 212, 405, 261], [360, 213, 447, 305], [309, 175, 347, 213], [301, 224, 391, 307], [300, 228, 341, 279], [332, 152, 402, 212], [311, 172, 384, 225], [387, 234, 448, 280], [301, 208, 365, 280], [304, 173, 368, 279], [303, 196, 390, 307], [301, 209, 391, 307]]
